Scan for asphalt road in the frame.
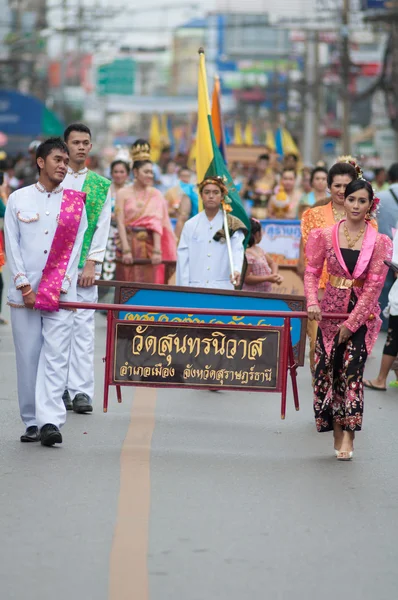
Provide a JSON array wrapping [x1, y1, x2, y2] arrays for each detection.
[[1, 287, 398, 600]]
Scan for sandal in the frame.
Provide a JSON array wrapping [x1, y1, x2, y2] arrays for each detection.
[[336, 450, 353, 461], [363, 380, 387, 392]]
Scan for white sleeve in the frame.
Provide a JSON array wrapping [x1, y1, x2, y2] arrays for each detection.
[[176, 223, 190, 287], [392, 230, 398, 263], [61, 209, 88, 292], [231, 230, 245, 273], [87, 188, 112, 267], [4, 193, 30, 289]]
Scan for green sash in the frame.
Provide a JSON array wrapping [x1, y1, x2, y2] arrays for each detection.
[[79, 170, 111, 268]]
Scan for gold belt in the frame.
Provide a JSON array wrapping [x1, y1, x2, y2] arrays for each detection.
[[329, 275, 364, 290]]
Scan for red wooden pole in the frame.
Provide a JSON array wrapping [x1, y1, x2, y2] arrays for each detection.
[[103, 309, 113, 413], [280, 317, 290, 420], [288, 333, 300, 412]]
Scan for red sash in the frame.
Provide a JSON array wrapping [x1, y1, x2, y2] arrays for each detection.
[[35, 189, 86, 312]]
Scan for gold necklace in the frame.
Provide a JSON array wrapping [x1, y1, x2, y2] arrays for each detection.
[[332, 204, 345, 222], [344, 224, 364, 249]]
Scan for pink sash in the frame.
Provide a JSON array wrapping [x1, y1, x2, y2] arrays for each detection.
[[35, 189, 86, 312]]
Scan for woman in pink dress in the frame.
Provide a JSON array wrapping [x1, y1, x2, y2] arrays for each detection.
[[305, 179, 392, 461], [242, 218, 283, 292], [115, 140, 176, 284]]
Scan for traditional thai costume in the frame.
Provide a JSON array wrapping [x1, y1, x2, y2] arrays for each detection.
[[304, 221, 392, 432], [301, 202, 378, 369], [115, 186, 177, 284], [176, 210, 245, 289], [5, 184, 87, 430], [63, 168, 111, 404]]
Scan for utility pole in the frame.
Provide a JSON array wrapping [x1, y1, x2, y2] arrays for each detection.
[[302, 30, 317, 164], [341, 0, 351, 155], [59, 0, 68, 123], [313, 31, 321, 162]]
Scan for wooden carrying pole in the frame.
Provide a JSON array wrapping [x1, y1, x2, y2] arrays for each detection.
[[222, 206, 236, 286]]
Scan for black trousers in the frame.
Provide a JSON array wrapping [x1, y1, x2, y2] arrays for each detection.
[[384, 314, 398, 357]]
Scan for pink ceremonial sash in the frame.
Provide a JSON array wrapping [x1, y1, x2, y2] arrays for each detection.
[[35, 189, 86, 312]]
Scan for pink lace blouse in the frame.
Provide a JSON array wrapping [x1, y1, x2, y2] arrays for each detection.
[[304, 222, 392, 356], [242, 246, 272, 293]]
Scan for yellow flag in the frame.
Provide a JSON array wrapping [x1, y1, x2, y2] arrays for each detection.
[[160, 114, 170, 148], [233, 121, 243, 145], [281, 127, 300, 157], [265, 130, 276, 151], [149, 114, 161, 163], [244, 121, 253, 146]]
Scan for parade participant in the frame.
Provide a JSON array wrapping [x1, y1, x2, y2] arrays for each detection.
[[0, 175, 7, 324], [364, 230, 398, 392], [4, 138, 87, 446], [100, 160, 131, 297], [305, 179, 391, 461], [110, 160, 130, 210], [373, 167, 389, 192], [115, 139, 176, 285], [176, 176, 246, 289], [242, 153, 276, 219], [159, 160, 179, 193], [62, 123, 111, 414], [268, 168, 301, 219], [165, 166, 194, 218], [300, 160, 371, 371], [298, 166, 329, 216], [242, 218, 283, 293]]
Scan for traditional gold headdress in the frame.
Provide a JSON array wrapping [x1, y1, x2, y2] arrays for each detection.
[[130, 141, 151, 163]]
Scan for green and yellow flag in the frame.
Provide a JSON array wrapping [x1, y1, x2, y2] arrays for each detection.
[[196, 48, 250, 245]]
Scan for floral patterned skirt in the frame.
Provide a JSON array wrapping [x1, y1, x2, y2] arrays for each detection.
[[313, 301, 368, 433]]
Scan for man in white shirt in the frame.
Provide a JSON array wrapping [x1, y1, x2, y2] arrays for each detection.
[[176, 176, 245, 289], [62, 123, 111, 414], [5, 138, 87, 446]]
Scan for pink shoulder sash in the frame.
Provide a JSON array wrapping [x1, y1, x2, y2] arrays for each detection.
[[35, 189, 86, 312]]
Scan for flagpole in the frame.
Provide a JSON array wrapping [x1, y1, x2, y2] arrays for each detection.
[[222, 205, 237, 286]]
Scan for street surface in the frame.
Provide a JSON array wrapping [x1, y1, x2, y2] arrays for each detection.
[[1, 277, 398, 600]]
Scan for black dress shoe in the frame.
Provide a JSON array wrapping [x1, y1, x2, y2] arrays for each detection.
[[20, 426, 40, 443], [40, 424, 62, 447], [73, 393, 93, 414], [62, 389, 73, 411]]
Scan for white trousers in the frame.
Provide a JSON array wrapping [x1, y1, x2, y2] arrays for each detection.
[[11, 308, 71, 429], [66, 285, 98, 402]]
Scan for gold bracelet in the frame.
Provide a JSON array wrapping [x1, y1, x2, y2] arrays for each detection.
[[22, 287, 33, 297], [152, 249, 161, 255], [122, 249, 132, 255]]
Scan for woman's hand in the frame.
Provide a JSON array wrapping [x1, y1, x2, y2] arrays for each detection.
[[308, 304, 322, 322], [151, 251, 162, 265], [338, 325, 352, 345], [122, 251, 134, 265]]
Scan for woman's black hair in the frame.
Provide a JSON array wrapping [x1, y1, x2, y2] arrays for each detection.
[[247, 218, 262, 248], [133, 159, 152, 171], [344, 178, 374, 203], [310, 166, 328, 184], [327, 162, 357, 187], [110, 160, 130, 174]]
